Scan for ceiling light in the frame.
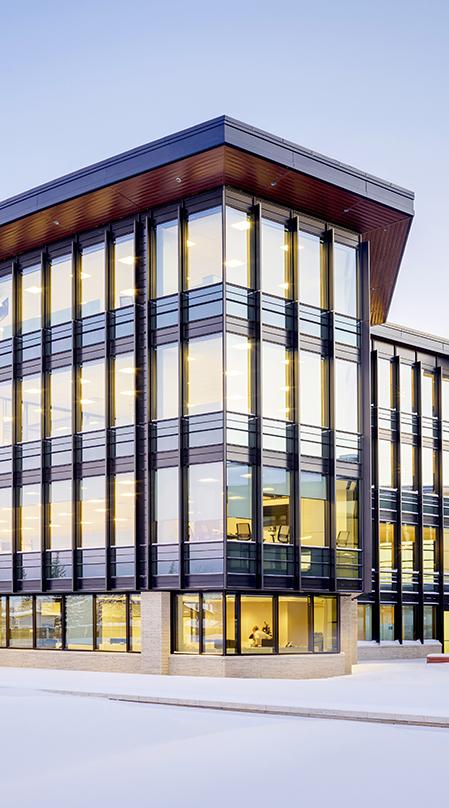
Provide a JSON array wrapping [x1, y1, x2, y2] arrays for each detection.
[[280, 245, 289, 252], [175, 177, 182, 184], [118, 256, 134, 266], [24, 286, 42, 294], [119, 288, 135, 297], [231, 220, 251, 231], [80, 272, 91, 279], [225, 259, 244, 269], [120, 390, 135, 397], [186, 239, 196, 248], [119, 367, 135, 375], [198, 478, 218, 483], [80, 399, 94, 405], [24, 388, 40, 395]]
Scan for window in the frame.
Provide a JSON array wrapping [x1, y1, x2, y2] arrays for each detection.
[[20, 373, 42, 442], [113, 473, 135, 547], [334, 243, 358, 317], [186, 335, 222, 415], [79, 476, 106, 548], [155, 343, 178, 420], [80, 360, 105, 432], [154, 467, 179, 543], [298, 231, 325, 308], [113, 353, 135, 427], [335, 359, 358, 433], [155, 219, 178, 298], [19, 484, 41, 552], [379, 523, 394, 587], [261, 218, 290, 298], [96, 595, 126, 652], [444, 528, 449, 574], [202, 593, 223, 654], [225, 207, 251, 288], [113, 234, 135, 309], [401, 525, 417, 587], [21, 264, 42, 333], [186, 207, 222, 289], [227, 464, 252, 541], [262, 342, 291, 421], [226, 333, 252, 414], [0, 273, 13, 340], [49, 366, 72, 437], [130, 594, 141, 652], [401, 443, 416, 491], [279, 596, 310, 653], [9, 596, 33, 648], [377, 358, 394, 409], [358, 603, 373, 641], [262, 467, 291, 544], [66, 594, 93, 650], [380, 604, 395, 641], [424, 605, 437, 640], [0, 379, 12, 446], [423, 526, 437, 585], [36, 595, 62, 649], [240, 596, 274, 654], [300, 351, 327, 427], [80, 243, 105, 318], [442, 377, 449, 423], [421, 369, 436, 418], [422, 447, 437, 492], [0, 487, 12, 554], [400, 363, 415, 413], [188, 463, 223, 542], [0, 597, 6, 647], [48, 479, 72, 550], [378, 440, 394, 488], [50, 254, 72, 325], [313, 597, 337, 652], [176, 593, 200, 652], [336, 479, 359, 548], [402, 605, 416, 641], [300, 473, 327, 547]]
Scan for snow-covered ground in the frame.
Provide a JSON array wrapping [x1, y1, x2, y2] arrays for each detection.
[[0, 680, 447, 808]]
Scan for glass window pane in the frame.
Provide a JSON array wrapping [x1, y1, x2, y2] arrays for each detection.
[[424, 605, 437, 640], [442, 378, 449, 422], [262, 342, 291, 421], [66, 594, 93, 650], [113, 353, 135, 427], [186, 335, 222, 415], [313, 596, 337, 652], [279, 596, 310, 653], [19, 484, 41, 551], [334, 243, 358, 317], [113, 234, 135, 309], [401, 524, 417, 585], [80, 360, 105, 432], [186, 207, 222, 289], [202, 593, 223, 654], [80, 244, 105, 318], [421, 369, 436, 418], [336, 479, 359, 548], [261, 219, 290, 298], [300, 351, 327, 426], [96, 594, 126, 652], [36, 595, 62, 649], [225, 207, 251, 288], [401, 443, 416, 491], [79, 476, 106, 548], [155, 343, 178, 420], [21, 373, 41, 442], [226, 333, 252, 414], [298, 231, 325, 308], [49, 366, 72, 437], [378, 440, 394, 488], [9, 595, 33, 648], [377, 358, 394, 409], [0, 274, 13, 341], [156, 219, 178, 297], [155, 467, 179, 543], [226, 595, 237, 654], [380, 604, 395, 641], [335, 359, 359, 433], [0, 596, 6, 647], [188, 462, 223, 543], [402, 605, 416, 641], [130, 594, 141, 652], [21, 264, 42, 333], [50, 255, 72, 326], [0, 379, 13, 446], [263, 467, 291, 544], [300, 472, 328, 547], [48, 479, 72, 550], [358, 603, 373, 641], [227, 464, 252, 541], [113, 473, 135, 547], [379, 522, 394, 585], [240, 596, 274, 654], [400, 364, 415, 413], [422, 447, 437, 492], [176, 593, 200, 653], [0, 487, 12, 554], [423, 526, 437, 584]]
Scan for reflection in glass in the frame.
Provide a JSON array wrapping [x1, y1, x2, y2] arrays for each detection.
[[188, 462, 223, 542], [298, 231, 325, 308], [401, 443, 416, 491], [79, 476, 106, 548], [20, 374, 41, 443], [96, 594, 126, 651], [156, 219, 178, 297], [36, 595, 63, 649], [335, 359, 358, 433], [186, 335, 222, 415], [21, 264, 42, 333], [401, 524, 417, 586], [442, 378, 449, 422], [263, 467, 290, 544], [9, 596, 33, 648], [227, 464, 252, 541], [49, 366, 72, 437], [423, 526, 437, 585], [19, 484, 41, 552], [336, 479, 358, 548], [155, 467, 179, 543], [379, 522, 394, 586], [279, 596, 310, 653], [225, 207, 251, 288], [358, 603, 373, 641], [334, 243, 358, 317], [261, 218, 290, 298], [226, 595, 236, 654], [240, 596, 274, 653], [424, 605, 437, 640], [130, 594, 141, 652], [400, 363, 415, 413], [402, 605, 416, 641], [0, 379, 12, 446], [0, 596, 5, 647], [113, 234, 135, 309], [66, 594, 93, 650], [0, 487, 12, 554], [300, 473, 327, 547], [300, 351, 327, 426], [0, 274, 13, 340], [155, 343, 178, 420], [421, 369, 436, 418], [176, 593, 200, 652], [226, 333, 252, 414], [113, 473, 135, 547], [262, 342, 291, 421], [380, 604, 395, 641], [50, 254, 72, 325], [377, 358, 394, 409], [80, 243, 105, 317], [48, 479, 72, 550], [80, 360, 105, 432], [313, 596, 337, 652], [186, 207, 222, 289], [113, 353, 135, 427], [422, 447, 437, 492], [203, 593, 223, 654], [378, 440, 394, 488]]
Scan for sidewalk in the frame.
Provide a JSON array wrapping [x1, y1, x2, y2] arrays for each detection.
[[0, 658, 448, 727]]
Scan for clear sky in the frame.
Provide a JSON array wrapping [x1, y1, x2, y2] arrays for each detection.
[[1, 0, 448, 336]]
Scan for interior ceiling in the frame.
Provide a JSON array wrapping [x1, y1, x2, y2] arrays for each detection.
[[0, 144, 413, 324]]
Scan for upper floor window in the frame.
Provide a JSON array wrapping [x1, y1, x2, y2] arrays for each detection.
[[300, 472, 328, 548], [21, 263, 42, 334], [154, 466, 179, 544], [185, 207, 222, 290], [334, 243, 358, 317], [49, 366, 72, 437], [401, 443, 417, 491], [399, 363, 416, 414], [20, 374, 42, 443], [155, 343, 178, 420], [298, 231, 325, 308], [262, 341, 291, 421], [155, 219, 178, 298], [19, 483, 41, 552], [335, 359, 359, 434], [79, 476, 106, 548], [113, 234, 135, 309], [227, 464, 253, 541], [113, 353, 135, 427], [0, 273, 13, 341], [186, 334, 222, 416], [262, 467, 291, 544], [113, 472, 135, 547], [187, 462, 223, 542], [50, 254, 72, 326], [442, 377, 449, 423], [225, 207, 251, 288], [0, 486, 12, 554], [378, 440, 394, 488], [226, 333, 252, 415], [421, 369, 436, 418], [336, 479, 359, 548], [377, 358, 394, 409], [300, 351, 327, 427], [80, 359, 105, 432], [0, 379, 12, 446], [80, 244, 105, 318], [48, 479, 72, 551], [261, 219, 290, 298]]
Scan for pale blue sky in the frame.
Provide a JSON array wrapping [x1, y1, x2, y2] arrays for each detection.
[[1, 0, 448, 335]]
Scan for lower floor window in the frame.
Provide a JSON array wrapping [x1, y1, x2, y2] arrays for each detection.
[[357, 603, 373, 641], [380, 604, 395, 641], [174, 592, 338, 655]]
